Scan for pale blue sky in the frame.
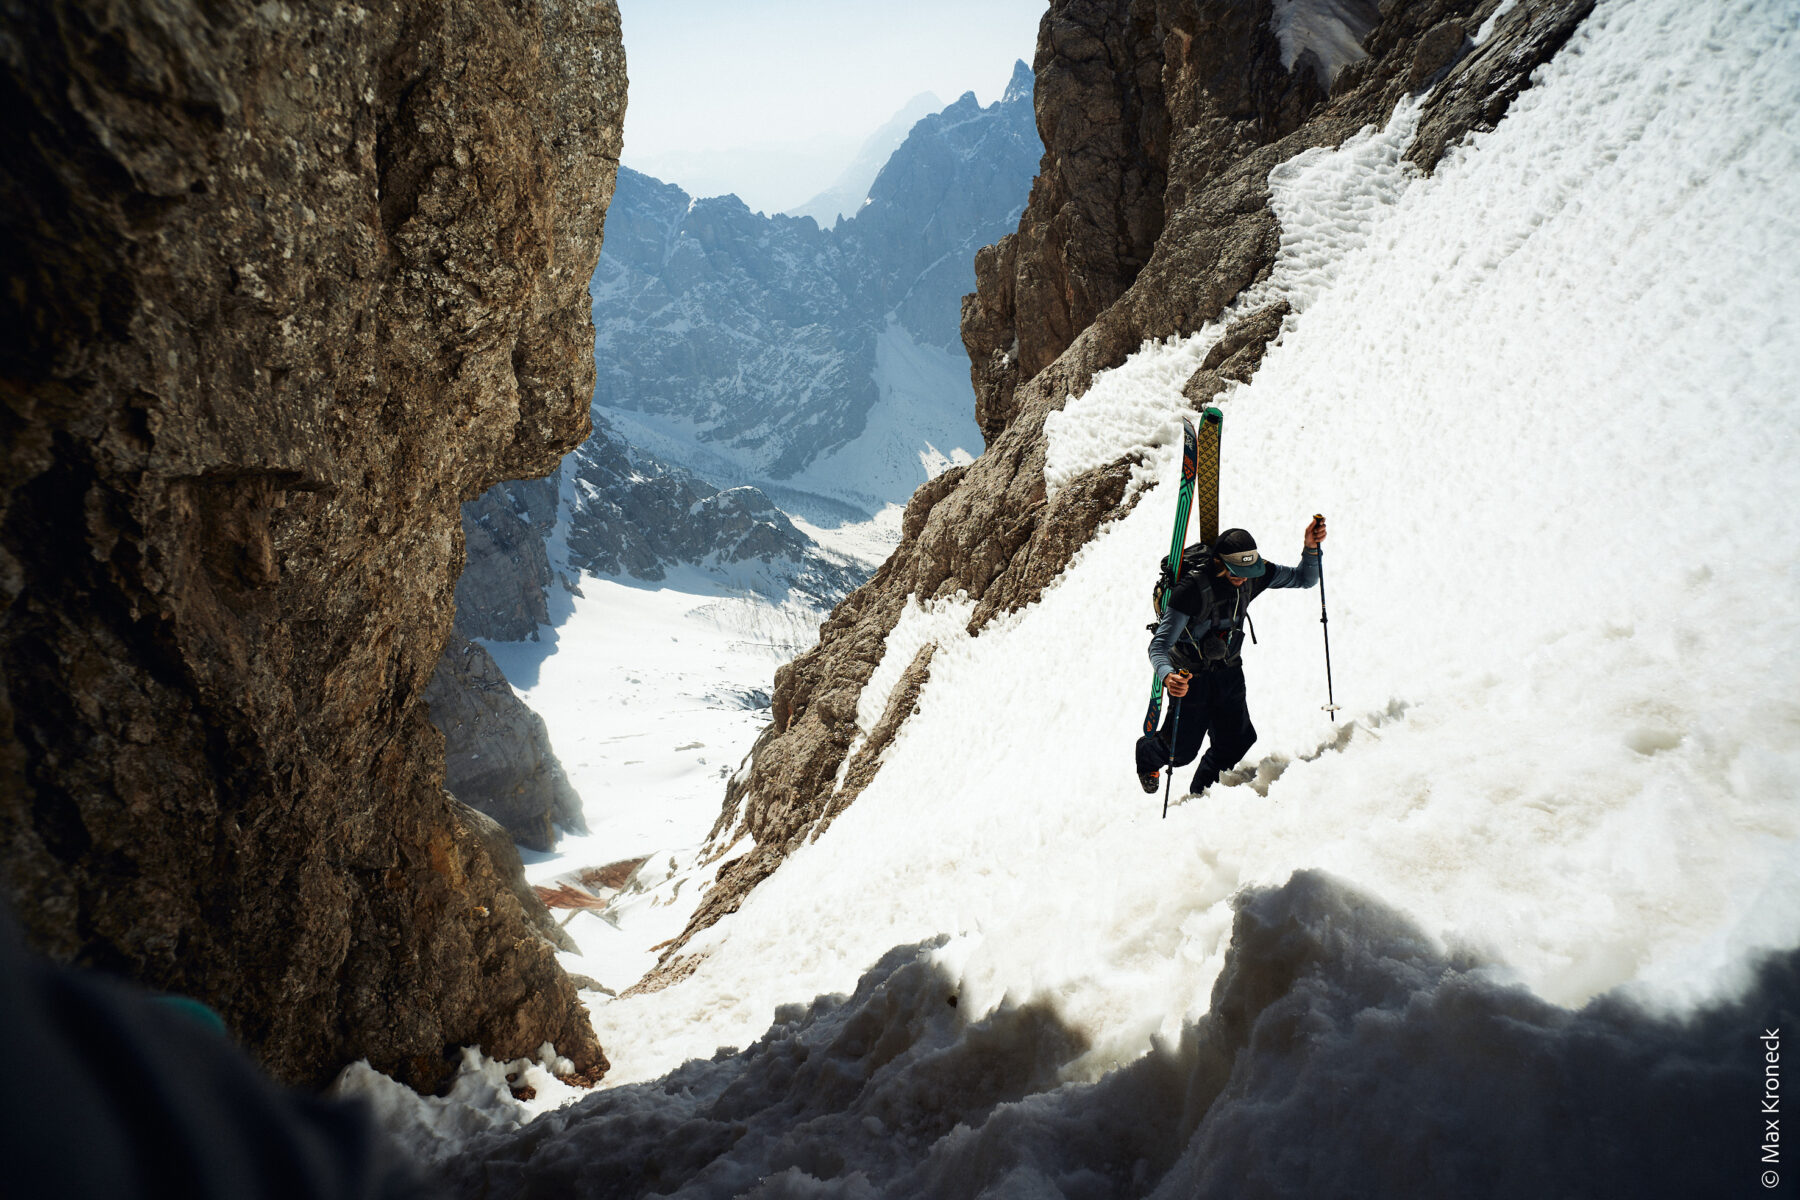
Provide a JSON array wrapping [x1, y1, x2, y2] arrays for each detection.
[[616, 1, 1046, 210]]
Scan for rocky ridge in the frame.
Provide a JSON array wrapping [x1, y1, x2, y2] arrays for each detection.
[[561, 417, 866, 606], [591, 66, 1042, 514], [643, 0, 1596, 983], [0, 0, 624, 1089]]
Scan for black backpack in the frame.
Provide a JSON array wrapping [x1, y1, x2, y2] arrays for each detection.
[[1150, 540, 1214, 620], [1148, 541, 1258, 666]]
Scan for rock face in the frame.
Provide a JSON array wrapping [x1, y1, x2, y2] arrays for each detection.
[[425, 474, 587, 851], [644, 0, 1595, 982], [454, 477, 563, 643], [0, 0, 624, 1090], [591, 68, 1042, 514], [562, 418, 866, 605], [424, 624, 583, 853]]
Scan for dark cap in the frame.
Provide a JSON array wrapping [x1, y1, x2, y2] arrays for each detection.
[[1214, 527, 1264, 577]]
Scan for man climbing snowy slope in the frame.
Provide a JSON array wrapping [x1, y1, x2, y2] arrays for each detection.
[[1136, 517, 1327, 798]]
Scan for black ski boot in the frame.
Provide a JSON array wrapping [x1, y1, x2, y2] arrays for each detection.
[[1138, 769, 1160, 794]]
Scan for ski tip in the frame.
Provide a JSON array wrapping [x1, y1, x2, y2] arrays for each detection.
[[1202, 407, 1223, 426]]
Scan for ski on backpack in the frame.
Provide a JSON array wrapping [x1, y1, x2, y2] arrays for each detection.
[[1141, 408, 1223, 737]]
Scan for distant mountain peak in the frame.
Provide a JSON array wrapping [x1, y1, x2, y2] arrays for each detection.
[[1003, 58, 1034, 103], [787, 93, 947, 226]]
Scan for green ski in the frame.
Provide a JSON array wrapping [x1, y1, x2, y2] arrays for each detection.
[[1142, 408, 1223, 737]]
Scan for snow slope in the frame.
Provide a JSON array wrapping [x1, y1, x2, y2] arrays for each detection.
[[782, 321, 981, 512], [479, 578, 826, 998], [361, 0, 1800, 1190], [581, 0, 1800, 1084]]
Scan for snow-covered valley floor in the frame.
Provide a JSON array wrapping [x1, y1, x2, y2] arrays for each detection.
[[342, 0, 1800, 1193], [483, 575, 841, 999]]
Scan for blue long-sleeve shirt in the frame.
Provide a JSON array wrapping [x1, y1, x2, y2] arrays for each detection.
[[1149, 547, 1320, 682]]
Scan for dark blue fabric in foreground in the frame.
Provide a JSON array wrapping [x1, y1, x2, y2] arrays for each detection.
[[0, 913, 424, 1199]]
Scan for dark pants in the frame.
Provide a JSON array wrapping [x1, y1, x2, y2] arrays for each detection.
[[1134, 664, 1257, 792]]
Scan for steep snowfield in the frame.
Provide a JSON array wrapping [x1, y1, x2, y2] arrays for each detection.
[[582, 0, 1800, 1080], [355, 0, 1800, 1190]]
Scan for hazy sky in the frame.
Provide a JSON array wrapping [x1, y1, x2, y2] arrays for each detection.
[[616, 1, 1046, 209]]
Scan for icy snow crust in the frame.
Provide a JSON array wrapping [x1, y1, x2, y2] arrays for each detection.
[[409, 0, 1798, 1189]]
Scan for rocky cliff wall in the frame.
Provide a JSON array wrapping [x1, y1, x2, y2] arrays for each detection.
[[0, 0, 624, 1090], [455, 476, 564, 643], [643, 0, 1594, 985]]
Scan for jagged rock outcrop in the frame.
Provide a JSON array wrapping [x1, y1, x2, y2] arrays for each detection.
[[425, 622, 584, 852], [592, 70, 1042, 514], [644, 0, 1596, 983], [563, 417, 865, 606], [0, 0, 624, 1090], [965, 5, 1175, 444]]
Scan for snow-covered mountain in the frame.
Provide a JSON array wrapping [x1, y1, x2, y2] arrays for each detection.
[[356, 0, 1798, 1190], [425, 414, 867, 849], [591, 63, 1041, 517], [560, 417, 866, 607], [787, 91, 944, 227]]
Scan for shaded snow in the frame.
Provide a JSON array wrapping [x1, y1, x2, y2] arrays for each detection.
[[407, 874, 1793, 1196]]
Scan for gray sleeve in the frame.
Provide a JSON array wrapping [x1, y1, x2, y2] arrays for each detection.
[[1263, 547, 1321, 589], [1149, 606, 1190, 682]]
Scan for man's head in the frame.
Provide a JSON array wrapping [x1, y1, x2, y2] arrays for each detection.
[[1214, 528, 1263, 584]]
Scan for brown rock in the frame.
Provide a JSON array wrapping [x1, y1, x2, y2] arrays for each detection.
[[1183, 300, 1293, 408], [0, 0, 625, 1090], [1407, 0, 1597, 172]]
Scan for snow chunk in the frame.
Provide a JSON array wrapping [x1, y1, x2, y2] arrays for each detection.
[[1272, 0, 1379, 86]]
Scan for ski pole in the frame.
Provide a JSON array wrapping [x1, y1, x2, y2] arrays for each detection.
[[1314, 513, 1340, 723], [1161, 671, 1190, 819]]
